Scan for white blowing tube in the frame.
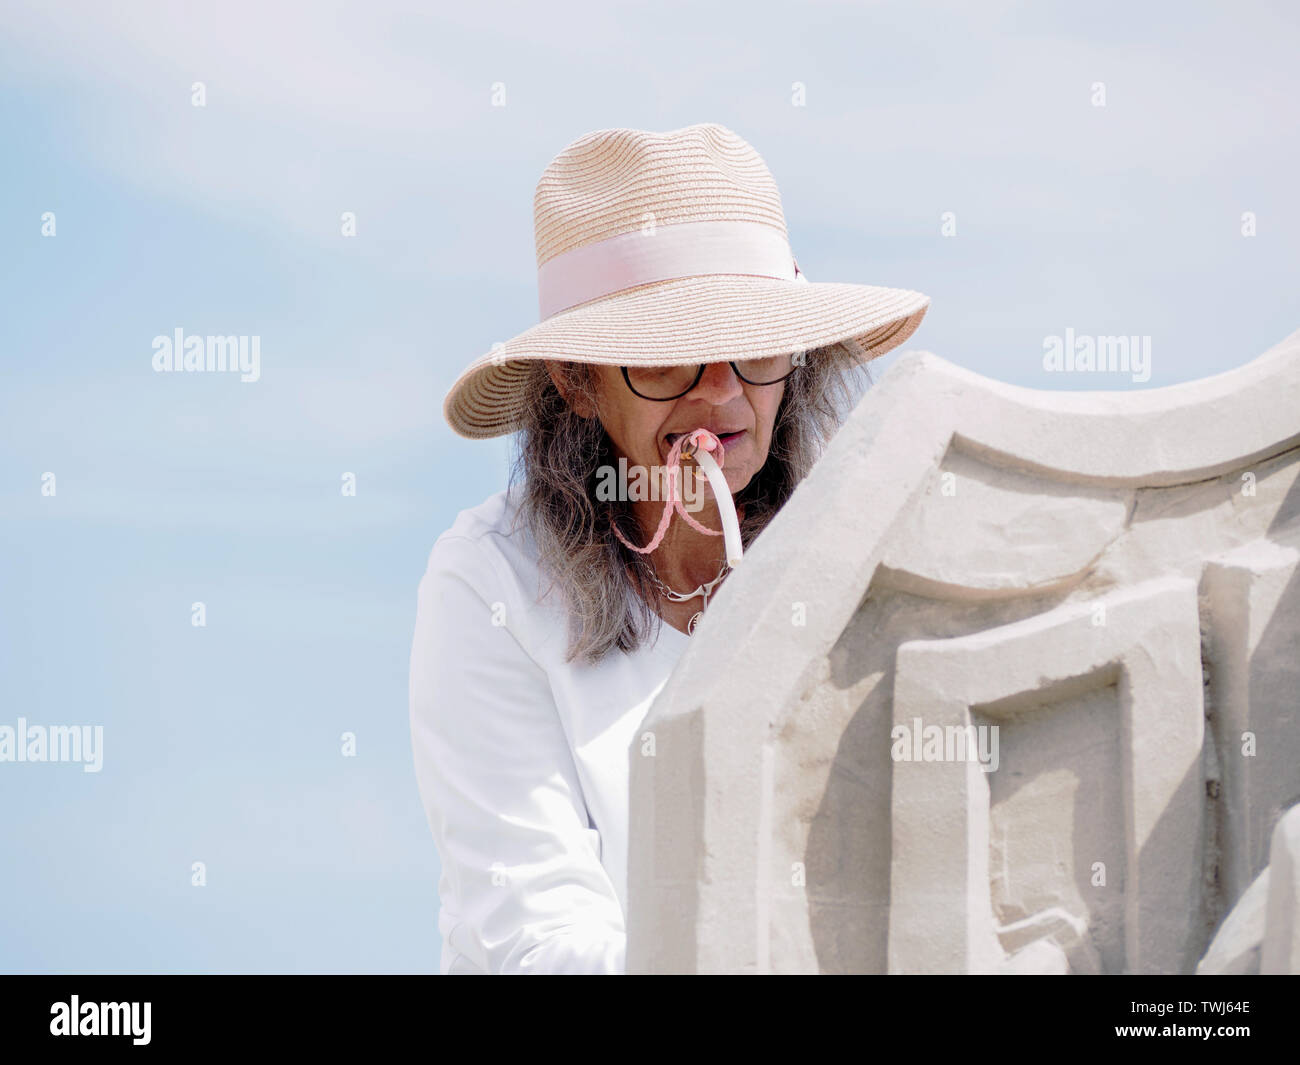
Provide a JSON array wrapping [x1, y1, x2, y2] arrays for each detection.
[[692, 446, 744, 567]]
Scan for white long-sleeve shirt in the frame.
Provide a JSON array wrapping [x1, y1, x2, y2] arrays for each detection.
[[408, 485, 690, 974]]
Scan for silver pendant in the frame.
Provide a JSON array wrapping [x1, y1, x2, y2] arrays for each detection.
[[687, 611, 703, 635]]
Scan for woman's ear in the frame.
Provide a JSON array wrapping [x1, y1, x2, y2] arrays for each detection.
[[546, 362, 595, 419]]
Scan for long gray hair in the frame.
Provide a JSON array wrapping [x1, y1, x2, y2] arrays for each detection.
[[507, 345, 872, 663]]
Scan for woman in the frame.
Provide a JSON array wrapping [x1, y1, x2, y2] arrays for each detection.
[[409, 123, 929, 973]]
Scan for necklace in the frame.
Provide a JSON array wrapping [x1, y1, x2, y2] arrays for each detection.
[[648, 558, 730, 635]]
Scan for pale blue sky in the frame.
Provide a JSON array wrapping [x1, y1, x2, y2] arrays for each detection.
[[1, 0, 1296, 972]]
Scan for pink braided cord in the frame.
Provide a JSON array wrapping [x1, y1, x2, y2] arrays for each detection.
[[611, 428, 726, 554]]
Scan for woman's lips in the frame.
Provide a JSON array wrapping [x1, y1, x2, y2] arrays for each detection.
[[666, 429, 747, 452]]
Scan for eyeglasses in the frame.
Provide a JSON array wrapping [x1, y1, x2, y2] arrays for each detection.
[[620, 353, 799, 401]]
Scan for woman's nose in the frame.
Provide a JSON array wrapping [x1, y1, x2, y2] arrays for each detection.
[[694, 360, 743, 401]]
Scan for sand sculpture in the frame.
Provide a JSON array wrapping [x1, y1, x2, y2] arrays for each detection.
[[627, 328, 1300, 974]]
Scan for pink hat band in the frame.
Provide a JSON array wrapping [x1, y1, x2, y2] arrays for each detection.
[[537, 218, 806, 320]]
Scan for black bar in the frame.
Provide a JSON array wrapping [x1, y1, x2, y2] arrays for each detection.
[[0, 975, 1291, 1050]]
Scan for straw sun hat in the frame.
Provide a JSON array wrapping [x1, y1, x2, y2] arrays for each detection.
[[442, 122, 930, 440]]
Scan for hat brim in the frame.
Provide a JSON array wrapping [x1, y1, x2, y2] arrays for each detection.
[[443, 274, 930, 439]]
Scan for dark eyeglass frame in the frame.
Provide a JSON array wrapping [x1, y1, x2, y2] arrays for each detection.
[[619, 359, 799, 401]]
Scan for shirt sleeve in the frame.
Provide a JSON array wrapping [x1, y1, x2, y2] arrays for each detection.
[[408, 532, 627, 974]]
